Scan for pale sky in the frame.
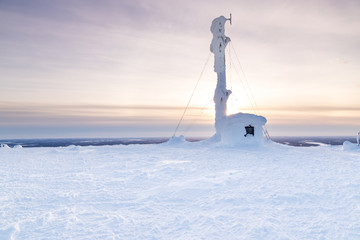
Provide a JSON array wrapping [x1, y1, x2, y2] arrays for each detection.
[[1, 0, 359, 139]]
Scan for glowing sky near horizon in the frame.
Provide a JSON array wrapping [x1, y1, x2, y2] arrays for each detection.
[[1, 0, 359, 138]]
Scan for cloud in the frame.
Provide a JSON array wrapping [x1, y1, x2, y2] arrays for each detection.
[[0, 103, 212, 126], [0, 103, 215, 138]]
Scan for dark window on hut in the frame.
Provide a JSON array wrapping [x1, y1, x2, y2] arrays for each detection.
[[244, 125, 254, 137]]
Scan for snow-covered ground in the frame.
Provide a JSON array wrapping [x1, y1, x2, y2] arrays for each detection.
[[1, 141, 360, 239]]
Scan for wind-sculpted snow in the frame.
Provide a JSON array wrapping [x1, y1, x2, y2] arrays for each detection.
[[1, 142, 360, 239], [343, 140, 360, 152]]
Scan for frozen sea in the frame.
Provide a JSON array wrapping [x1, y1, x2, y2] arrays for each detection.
[[1, 138, 360, 239]]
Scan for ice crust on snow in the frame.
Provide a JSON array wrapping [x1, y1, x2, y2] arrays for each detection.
[[1, 142, 360, 239]]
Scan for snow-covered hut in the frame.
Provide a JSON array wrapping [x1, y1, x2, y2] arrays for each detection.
[[221, 113, 267, 145]]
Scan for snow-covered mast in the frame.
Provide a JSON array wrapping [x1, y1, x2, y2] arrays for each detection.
[[173, 14, 268, 145], [210, 15, 232, 137]]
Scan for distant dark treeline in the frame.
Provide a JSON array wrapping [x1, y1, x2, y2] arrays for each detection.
[[0, 136, 357, 148]]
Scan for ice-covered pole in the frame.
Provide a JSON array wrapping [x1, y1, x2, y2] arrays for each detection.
[[210, 15, 232, 137]]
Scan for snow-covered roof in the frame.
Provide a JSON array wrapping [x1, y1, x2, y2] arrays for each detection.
[[226, 112, 267, 125]]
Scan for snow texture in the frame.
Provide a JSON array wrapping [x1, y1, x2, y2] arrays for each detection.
[[1, 141, 360, 239]]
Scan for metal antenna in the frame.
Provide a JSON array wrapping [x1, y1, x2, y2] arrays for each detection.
[[229, 13, 232, 25]]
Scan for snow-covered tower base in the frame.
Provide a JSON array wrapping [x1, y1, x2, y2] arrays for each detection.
[[221, 113, 267, 146]]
